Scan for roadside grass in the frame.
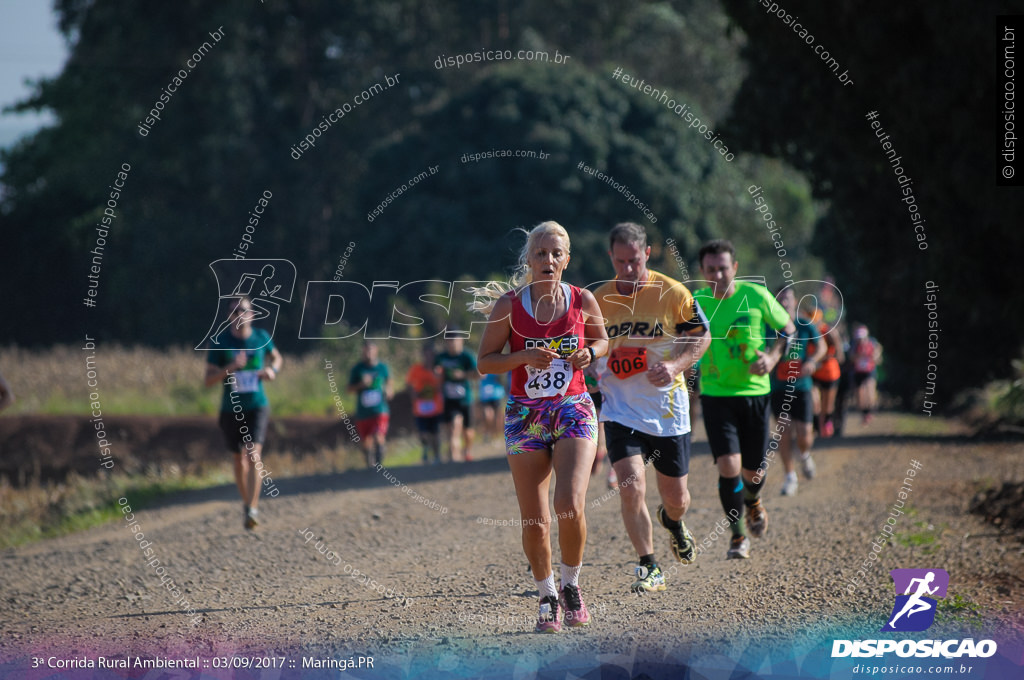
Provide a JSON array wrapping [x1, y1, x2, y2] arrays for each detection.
[[0, 467, 231, 550], [888, 412, 963, 437], [935, 593, 984, 631], [1, 435, 428, 550], [0, 341, 442, 550], [0, 342, 425, 417]]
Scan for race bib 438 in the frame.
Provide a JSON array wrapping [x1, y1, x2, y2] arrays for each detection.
[[524, 360, 573, 398]]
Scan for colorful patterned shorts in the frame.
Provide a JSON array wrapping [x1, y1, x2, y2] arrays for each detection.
[[504, 392, 597, 455]]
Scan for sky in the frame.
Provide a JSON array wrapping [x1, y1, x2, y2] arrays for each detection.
[[0, 0, 68, 151]]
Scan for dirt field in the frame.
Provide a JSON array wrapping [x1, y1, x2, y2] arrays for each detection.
[[1, 413, 1022, 679]]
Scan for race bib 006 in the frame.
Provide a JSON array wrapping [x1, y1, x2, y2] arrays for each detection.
[[608, 347, 647, 379], [524, 359, 573, 399]]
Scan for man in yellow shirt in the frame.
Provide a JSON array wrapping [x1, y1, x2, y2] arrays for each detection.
[[594, 223, 710, 593]]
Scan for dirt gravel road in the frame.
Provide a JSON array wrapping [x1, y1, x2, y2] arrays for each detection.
[[2, 414, 1022, 679]]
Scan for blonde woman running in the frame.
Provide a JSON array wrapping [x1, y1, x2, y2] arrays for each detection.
[[474, 221, 608, 633]]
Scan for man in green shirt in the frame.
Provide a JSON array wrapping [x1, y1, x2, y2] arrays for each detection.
[[348, 341, 393, 468], [694, 240, 795, 559]]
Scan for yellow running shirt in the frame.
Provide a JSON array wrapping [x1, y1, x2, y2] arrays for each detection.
[[593, 270, 704, 436]]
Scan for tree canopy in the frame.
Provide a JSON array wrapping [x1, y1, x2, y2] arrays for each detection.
[[2, 0, 1011, 407]]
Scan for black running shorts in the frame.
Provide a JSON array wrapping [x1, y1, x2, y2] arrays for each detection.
[[812, 377, 839, 390], [219, 407, 270, 453], [700, 394, 771, 472], [443, 398, 472, 426], [415, 416, 442, 434], [771, 388, 814, 423], [604, 421, 690, 477]]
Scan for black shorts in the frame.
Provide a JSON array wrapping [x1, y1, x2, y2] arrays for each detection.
[[415, 416, 441, 434], [604, 421, 690, 477], [771, 388, 814, 423], [813, 377, 839, 390], [700, 394, 771, 472], [853, 371, 875, 388], [590, 390, 603, 411], [219, 407, 270, 453], [443, 399, 472, 426]]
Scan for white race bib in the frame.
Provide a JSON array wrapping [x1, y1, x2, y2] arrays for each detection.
[[443, 382, 467, 400], [524, 360, 573, 399], [235, 370, 260, 394], [360, 389, 383, 408]]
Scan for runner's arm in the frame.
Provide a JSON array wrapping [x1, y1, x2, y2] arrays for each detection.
[[803, 329, 828, 375], [259, 347, 283, 381], [347, 366, 362, 393], [205, 352, 246, 388], [665, 298, 710, 377], [569, 289, 608, 370], [828, 326, 846, 364], [751, 319, 797, 376]]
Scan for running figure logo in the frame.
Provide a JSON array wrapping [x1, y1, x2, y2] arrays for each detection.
[[195, 259, 296, 350], [880, 568, 949, 632]]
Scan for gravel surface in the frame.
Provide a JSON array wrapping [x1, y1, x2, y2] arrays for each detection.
[[2, 414, 1022, 677]]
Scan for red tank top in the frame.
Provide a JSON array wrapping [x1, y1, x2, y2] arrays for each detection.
[[508, 284, 588, 398], [853, 338, 876, 373]]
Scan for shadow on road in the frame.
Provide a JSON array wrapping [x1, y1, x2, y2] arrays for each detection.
[[139, 417, 1019, 512]]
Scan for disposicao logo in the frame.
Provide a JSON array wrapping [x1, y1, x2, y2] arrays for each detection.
[[882, 568, 948, 632], [832, 568, 997, 659]]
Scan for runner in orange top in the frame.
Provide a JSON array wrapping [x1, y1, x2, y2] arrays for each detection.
[[811, 317, 845, 438], [406, 344, 444, 464]]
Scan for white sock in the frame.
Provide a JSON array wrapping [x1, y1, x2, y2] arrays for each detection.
[[799, 449, 810, 460], [535, 574, 557, 600], [785, 471, 798, 481], [560, 563, 581, 589]]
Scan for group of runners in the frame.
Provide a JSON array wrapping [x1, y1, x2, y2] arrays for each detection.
[[202, 220, 882, 633], [468, 220, 812, 632], [403, 336, 494, 465]]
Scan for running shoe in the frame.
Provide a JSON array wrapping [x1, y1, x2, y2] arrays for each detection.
[[535, 596, 561, 633], [823, 420, 835, 438], [780, 473, 798, 496], [607, 466, 618, 489], [630, 564, 666, 593], [559, 584, 591, 627], [800, 454, 817, 480], [746, 498, 767, 538], [657, 504, 696, 564], [244, 507, 259, 530], [726, 535, 750, 559]]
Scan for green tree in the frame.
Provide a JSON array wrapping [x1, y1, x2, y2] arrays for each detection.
[[339, 62, 819, 339], [722, 1, 1024, 405], [2, 0, 808, 353]]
